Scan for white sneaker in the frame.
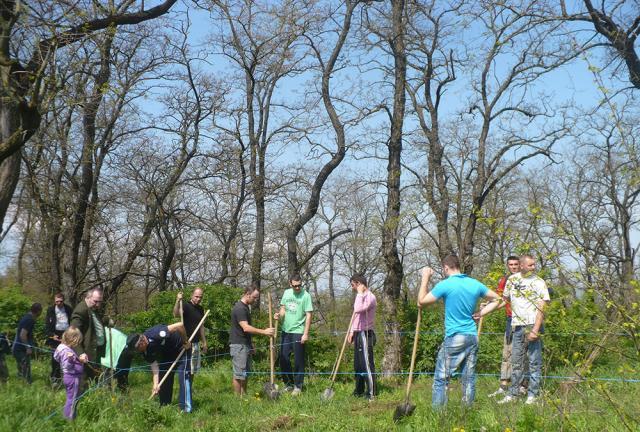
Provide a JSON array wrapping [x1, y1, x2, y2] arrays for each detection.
[[291, 387, 302, 396], [525, 395, 538, 405], [497, 395, 515, 404], [488, 387, 506, 398]]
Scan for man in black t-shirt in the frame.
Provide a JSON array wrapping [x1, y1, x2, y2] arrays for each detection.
[[13, 303, 42, 384], [229, 284, 274, 396], [126, 322, 191, 410], [173, 288, 207, 372]]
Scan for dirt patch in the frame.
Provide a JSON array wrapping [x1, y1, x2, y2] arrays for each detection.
[[271, 415, 297, 430]]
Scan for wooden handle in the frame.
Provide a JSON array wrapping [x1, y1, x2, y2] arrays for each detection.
[[405, 309, 422, 400], [150, 309, 210, 399], [268, 292, 275, 385], [330, 311, 356, 384]]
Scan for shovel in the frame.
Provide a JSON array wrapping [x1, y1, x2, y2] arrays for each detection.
[[321, 311, 356, 401], [393, 308, 422, 422], [149, 310, 210, 399], [263, 292, 280, 400]]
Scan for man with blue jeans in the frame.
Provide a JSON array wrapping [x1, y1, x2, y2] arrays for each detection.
[[275, 274, 313, 395], [418, 255, 500, 407], [477, 254, 550, 405]]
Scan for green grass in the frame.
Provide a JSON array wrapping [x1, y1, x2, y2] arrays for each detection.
[[1, 356, 638, 432]]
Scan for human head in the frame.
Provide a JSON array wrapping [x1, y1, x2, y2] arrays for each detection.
[[519, 254, 536, 276], [350, 274, 368, 292], [289, 274, 302, 292], [506, 255, 520, 274], [85, 288, 103, 310], [191, 287, 204, 305], [242, 283, 260, 305], [126, 333, 148, 353], [441, 255, 461, 276], [61, 327, 83, 348], [30, 303, 43, 317], [54, 292, 65, 306]]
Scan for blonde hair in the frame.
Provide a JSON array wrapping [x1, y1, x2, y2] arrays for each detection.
[[62, 327, 83, 348]]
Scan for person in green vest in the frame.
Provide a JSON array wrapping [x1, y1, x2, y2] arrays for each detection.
[[274, 273, 313, 396]]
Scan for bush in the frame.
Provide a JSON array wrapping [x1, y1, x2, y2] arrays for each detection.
[[124, 284, 242, 360], [0, 285, 35, 335]]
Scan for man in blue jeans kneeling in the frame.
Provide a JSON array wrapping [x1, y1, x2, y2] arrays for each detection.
[[418, 255, 500, 407]]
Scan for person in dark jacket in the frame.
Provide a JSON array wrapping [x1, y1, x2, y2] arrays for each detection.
[[70, 287, 106, 383], [45, 292, 73, 387], [13, 303, 43, 384]]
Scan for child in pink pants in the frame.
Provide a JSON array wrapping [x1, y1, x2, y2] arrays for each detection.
[[53, 327, 86, 419]]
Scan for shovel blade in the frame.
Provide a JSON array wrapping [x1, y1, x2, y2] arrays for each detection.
[[263, 382, 280, 400], [321, 388, 335, 401], [393, 402, 416, 422]]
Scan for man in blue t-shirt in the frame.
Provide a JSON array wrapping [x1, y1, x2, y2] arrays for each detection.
[[13, 303, 43, 384], [418, 255, 499, 407]]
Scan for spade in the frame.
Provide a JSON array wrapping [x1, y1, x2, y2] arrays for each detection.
[[321, 311, 356, 401], [263, 292, 280, 400], [393, 308, 422, 422]]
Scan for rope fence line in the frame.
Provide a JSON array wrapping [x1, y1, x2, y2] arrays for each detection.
[[9, 340, 639, 384]]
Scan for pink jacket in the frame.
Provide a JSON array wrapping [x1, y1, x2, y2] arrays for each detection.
[[54, 344, 84, 377], [352, 290, 376, 332]]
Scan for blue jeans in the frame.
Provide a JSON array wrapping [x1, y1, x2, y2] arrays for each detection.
[[279, 332, 305, 389], [432, 334, 478, 407], [510, 325, 542, 397]]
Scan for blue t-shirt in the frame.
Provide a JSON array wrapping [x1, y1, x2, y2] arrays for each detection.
[[13, 313, 36, 354], [431, 274, 488, 337]]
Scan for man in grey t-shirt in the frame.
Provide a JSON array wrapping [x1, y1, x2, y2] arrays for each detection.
[[229, 284, 274, 396]]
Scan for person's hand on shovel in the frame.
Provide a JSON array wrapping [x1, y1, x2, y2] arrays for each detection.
[[151, 383, 160, 397]]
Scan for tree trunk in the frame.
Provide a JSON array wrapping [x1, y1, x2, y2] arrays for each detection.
[[381, 0, 407, 377]]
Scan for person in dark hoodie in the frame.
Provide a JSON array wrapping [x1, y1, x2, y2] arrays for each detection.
[[45, 292, 73, 387]]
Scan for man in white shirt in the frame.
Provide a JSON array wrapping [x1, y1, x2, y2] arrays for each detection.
[[476, 254, 550, 404]]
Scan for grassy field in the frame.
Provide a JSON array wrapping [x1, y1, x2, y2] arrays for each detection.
[[2, 356, 638, 432]]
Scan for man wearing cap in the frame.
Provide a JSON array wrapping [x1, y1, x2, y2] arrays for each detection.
[[127, 322, 191, 411]]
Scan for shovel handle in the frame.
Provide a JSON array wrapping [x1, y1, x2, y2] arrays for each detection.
[[268, 292, 274, 386], [405, 308, 422, 400], [149, 309, 210, 400], [330, 311, 356, 384]]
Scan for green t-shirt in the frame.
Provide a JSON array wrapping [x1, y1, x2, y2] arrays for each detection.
[[280, 288, 313, 334]]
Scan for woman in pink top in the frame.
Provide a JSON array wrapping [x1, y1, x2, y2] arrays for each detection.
[[348, 274, 377, 400]]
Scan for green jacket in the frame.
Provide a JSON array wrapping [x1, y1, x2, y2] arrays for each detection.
[[70, 300, 105, 361]]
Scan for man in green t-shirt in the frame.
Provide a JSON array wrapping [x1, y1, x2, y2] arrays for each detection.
[[274, 273, 313, 395]]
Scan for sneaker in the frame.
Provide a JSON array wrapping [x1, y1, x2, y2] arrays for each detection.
[[525, 395, 538, 405], [282, 386, 294, 393], [291, 387, 302, 396], [488, 387, 506, 398], [519, 385, 528, 395], [497, 395, 516, 404]]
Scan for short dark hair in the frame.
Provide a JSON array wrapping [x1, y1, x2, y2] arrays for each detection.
[[350, 274, 367, 287], [289, 273, 302, 283], [31, 303, 43, 314], [54, 292, 64, 300], [243, 283, 259, 296], [506, 255, 520, 262], [441, 255, 460, 270]]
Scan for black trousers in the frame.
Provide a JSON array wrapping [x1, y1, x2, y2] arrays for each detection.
[[353, 329, 376, 398], [279, 332, 305, 389], [48, 331, 64, 381]]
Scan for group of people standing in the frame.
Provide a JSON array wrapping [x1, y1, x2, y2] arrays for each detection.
[[1, 251, 549, 419], [2, 288, 108, 419], [418, 253, 550, 407], [228, 273, 378, 400]]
